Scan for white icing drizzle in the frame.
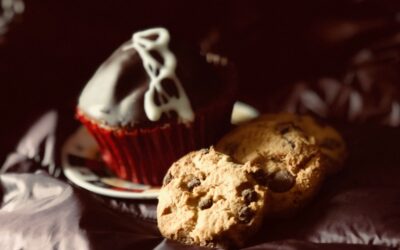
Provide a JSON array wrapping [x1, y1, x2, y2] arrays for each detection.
[[123, 27, 194, 123], [78, 27, 195, 127]]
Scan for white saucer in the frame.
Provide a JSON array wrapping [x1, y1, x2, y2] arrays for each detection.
[[61, 101, 259, 199]]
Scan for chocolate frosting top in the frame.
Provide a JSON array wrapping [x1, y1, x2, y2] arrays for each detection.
[[78, 28, 224, 128]]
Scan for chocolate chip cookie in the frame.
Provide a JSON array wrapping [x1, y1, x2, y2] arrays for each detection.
[[293, 114, 346, 174], [157, 147, 268, 248], [253, 113, 346, 175], [216, 114, 327, 217]]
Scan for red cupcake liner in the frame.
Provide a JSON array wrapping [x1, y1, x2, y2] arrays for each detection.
[[76, 101, 233, 186]]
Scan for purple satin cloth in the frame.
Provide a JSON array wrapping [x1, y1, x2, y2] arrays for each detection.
[[0, 173, 161, 250], [1, 102, 400, 250]]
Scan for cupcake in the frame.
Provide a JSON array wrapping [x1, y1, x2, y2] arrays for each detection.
[[76, 27, 236, 186]]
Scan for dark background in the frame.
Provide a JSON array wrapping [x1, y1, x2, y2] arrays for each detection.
[[1, 0, 400, 163]]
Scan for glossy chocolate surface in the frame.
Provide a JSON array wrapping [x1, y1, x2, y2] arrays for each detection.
[[78, 35, 225, 128]]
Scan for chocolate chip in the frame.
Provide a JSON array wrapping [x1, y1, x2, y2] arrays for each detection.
[[283, 137, 296, 149], [242, 189, 258, 204], [238, 206, 254, 223], [198, 198, 213, 210], [297, 154, 314, 170], [163, 173, 173, 186], [187, 178, 201, 191], [319, 138, 341, 150], [251, 169, 268, 186], [187, 197, 199, 207], [161, 206, 172, 215], [270, 155, 283, 163], [276, 122, 302, 135], [277, 124, 291, 134], [266, 169, 295, 193]]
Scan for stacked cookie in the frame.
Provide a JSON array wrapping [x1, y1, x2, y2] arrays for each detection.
[[157, 113, 346, 248], [216, 113, 346, 217]]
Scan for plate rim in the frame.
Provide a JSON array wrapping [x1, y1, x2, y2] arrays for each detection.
[[61, 127, 160, 199]]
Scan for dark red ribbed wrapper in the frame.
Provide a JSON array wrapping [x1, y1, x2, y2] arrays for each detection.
[[76, 99, 234, 186]]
